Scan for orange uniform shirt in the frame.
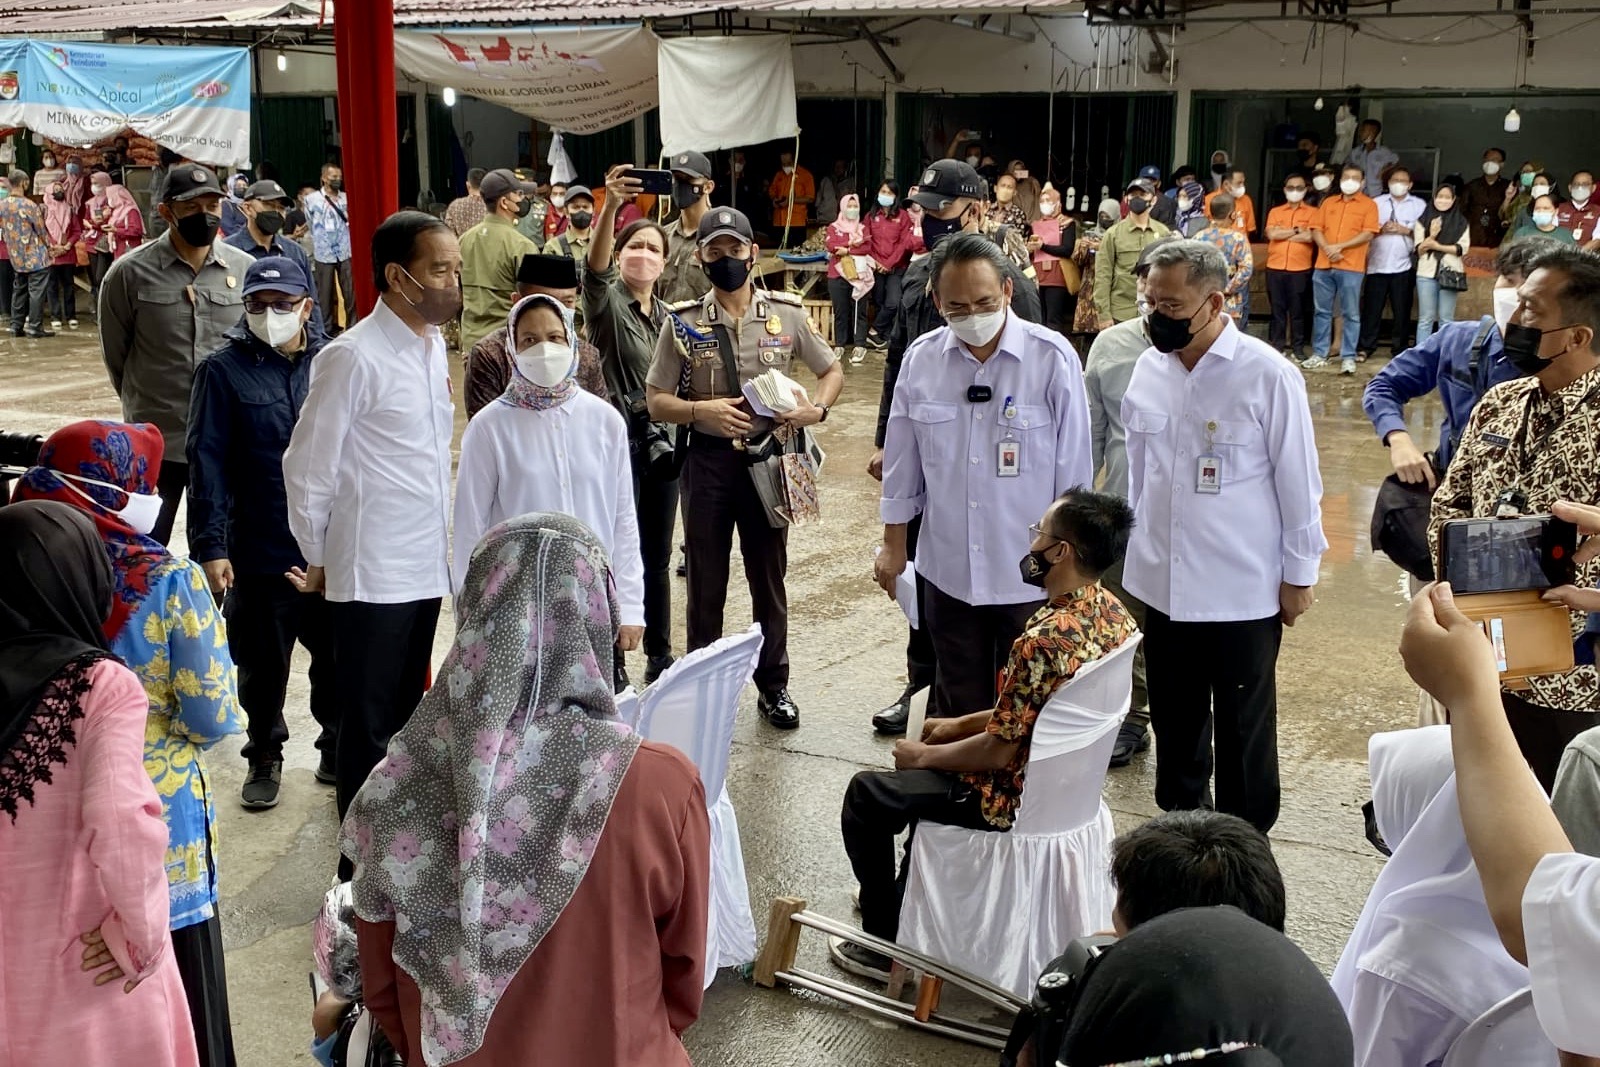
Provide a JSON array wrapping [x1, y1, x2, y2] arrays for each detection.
[[769, 166, 814, 230], [1313, 193, 1380, 273], [1265, 202, 1320, 272]]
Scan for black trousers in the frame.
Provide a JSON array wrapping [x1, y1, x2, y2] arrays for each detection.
[[1502, 691, 1600, 794], [47, 263, 76, 322], [0, 258, 12, 314], [1358, 269, 1416, 353], [904, 514, 935, 694], [681, 438, 789, 694], [171, 915, 237, 1067], [152, 459, 188, 547], [841, 768, 997, 940], [1041, 285, 1076, 336], [828, 275, 866, 347], [922, 578, 1041, 718], [9, 268, 46, 332], [871, 270, 903, 335], [631, 455, 680, 660], [315, 258, 356, 335], [1266, 268, 1313, 351], [90, 250, 113, 312], [226, 572, 338, 764], [330, 598, 440, 823], [1145, 609, 1284, 833]]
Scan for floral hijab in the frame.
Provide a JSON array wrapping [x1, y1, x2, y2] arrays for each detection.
[[499, 293, 579, 413], [340, 512, 641, 1067]]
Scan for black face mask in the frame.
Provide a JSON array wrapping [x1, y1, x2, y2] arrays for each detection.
[[254, 209, 285, 235], [672, 180, 703, 211], [1019, 545, 1061, 588], [514, 196, 533, 218], [1211, 162, 1228, 176], [328, 178, 343, 192], [50, 190, 65, 202], [704, 254, 751, 293], [569, 211, 594, 231], [1147, 300, 1213, 354], [1502, 321, 1570, 376], [921, 211, 966, 250], [1127, 197, 1150, 216], [174, 209, 221, 249]]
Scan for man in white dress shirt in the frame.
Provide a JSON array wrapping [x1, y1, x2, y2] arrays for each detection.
[[283, 211, 462, 845], [875, 233, 1093, 718], [1121, 239, 1327, 834]]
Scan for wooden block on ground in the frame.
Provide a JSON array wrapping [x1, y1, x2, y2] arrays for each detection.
[[754, 896, 807, 988]]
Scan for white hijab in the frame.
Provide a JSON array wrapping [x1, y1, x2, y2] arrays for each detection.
[[1332, 727, 1531, 1028]]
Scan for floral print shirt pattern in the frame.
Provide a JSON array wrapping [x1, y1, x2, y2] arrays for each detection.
[[963, 582, 1138, 828], [0, 195, 50, 272], [1193, 223, 1256, 318]]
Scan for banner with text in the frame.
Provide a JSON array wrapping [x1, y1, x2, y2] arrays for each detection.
[[395, 26, 658, 136], [0, 39, 251, 168]]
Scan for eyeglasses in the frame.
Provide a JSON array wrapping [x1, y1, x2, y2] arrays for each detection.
[[944, 298, 1006, 316], [1028, 522, 1058, 541], [244, 297, 302, 314]]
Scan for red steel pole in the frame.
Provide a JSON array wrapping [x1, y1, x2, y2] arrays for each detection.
[[333, 0, 397, 316]]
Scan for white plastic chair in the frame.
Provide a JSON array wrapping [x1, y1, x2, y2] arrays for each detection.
[[637, 624, 764, 988], [897, 636, 1141, 999], [1441, 988, 1559, 1067]]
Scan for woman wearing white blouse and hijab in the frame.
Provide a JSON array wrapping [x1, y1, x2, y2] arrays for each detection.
[[1332, 726, 1546, 1067], [453, 293, 646, 663]]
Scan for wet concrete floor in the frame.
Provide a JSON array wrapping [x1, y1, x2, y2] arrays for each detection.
[[0, 319, 1439, 1066]]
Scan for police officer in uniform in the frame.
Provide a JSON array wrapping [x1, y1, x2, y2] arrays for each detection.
[[646, 207, 844, 728], [866, 157, 1043, 735]]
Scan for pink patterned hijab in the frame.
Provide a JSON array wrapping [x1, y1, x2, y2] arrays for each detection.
[[340, 512, 640, 1066]]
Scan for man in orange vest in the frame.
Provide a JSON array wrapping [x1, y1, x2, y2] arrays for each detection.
[[768, 149, 814, 240]]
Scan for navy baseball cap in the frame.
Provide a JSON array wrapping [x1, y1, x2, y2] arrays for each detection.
[[1139, 164, 1163, 181], [243, 256, 311, 298]]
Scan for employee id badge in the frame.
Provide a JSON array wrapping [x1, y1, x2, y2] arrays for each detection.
[[997, 436, 1021, 477], [1196, 453, 1222, 494]]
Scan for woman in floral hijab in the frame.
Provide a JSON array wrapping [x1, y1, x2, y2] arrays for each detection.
[[345, 513, 710, 1067]]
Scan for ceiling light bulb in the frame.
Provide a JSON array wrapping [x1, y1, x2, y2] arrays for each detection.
[[443, 86, 457, 107], [276, 50, 287, 72], [1504, 107, 1521, 133], [1314, 96, 1325, 111]]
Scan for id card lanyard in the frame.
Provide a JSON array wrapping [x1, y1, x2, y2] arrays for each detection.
[[997, 394, 1021, 477], [1196, 419, 1222, 494]]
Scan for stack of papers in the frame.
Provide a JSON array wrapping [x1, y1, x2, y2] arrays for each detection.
[[742, 368, 808, 416]]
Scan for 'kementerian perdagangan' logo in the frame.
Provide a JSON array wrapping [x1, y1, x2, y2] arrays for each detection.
[[47, 47, 69, 69]]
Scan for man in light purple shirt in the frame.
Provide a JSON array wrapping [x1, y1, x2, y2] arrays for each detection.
[[875, 233, 1093, 717]]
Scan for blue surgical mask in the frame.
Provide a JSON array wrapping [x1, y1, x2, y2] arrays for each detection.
[[1532, 210, 1556, 228], [877, 193, 894, 209]]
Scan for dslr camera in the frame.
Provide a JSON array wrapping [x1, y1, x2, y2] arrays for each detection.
[[624, 389, 684, 482], [0, 429, 44, 500]]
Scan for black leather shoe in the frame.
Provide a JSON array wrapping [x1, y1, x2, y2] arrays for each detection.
[[871, 685, 917, 735], [314, 751, 338, 785], [24, 327, 55, 338], [1108, 722, 1150, 768], [758, 688, 800, 729], [644, 654, 675, 685]]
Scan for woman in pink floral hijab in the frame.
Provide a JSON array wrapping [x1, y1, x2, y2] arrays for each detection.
[[343, 512, 711, 1067]]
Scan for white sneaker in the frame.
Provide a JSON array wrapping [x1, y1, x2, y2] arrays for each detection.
[[49, 319, 61, 329], [850, 346, 866, 365], [67, 318, 78, 328]]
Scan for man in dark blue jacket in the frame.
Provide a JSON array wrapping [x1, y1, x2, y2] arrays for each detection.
[[187, 256, 337, 810]]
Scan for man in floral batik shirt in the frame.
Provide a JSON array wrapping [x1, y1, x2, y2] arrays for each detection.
[[835, 489, 1140, 980], [1193, 193, 1255, 321]]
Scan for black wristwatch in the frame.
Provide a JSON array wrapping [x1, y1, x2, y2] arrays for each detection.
[[817, 404, 830, 423]]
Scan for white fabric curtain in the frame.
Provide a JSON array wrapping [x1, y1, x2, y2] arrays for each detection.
[[657, 36, 798, 155]]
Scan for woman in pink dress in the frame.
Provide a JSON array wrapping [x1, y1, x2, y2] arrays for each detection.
[[0, 500, 199, 1067]]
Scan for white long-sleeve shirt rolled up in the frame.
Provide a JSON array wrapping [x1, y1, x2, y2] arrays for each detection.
[[1122, 316, 1327, 622], [282, 299, 454, 604], [451, 391, 644, 627], [1524, 851, 1600, 1056]]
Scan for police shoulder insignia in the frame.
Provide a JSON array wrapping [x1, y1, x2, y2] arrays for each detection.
[[767, 290, 804, 306], [665, 298, 700, 312]]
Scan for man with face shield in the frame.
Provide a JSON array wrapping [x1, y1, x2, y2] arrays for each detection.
[[865, 159, 1042, 735], [224, 178, 324, 336], [187, 256, 338, 811], [1429, 244, 1600, 789], [875, 233, 1092, 724], [659, 150, 716, 305], [99, 163, 253, 545], [645, 207, 844, 729], [1121, 239, 1328, 835], [283, 211, 461, 864]]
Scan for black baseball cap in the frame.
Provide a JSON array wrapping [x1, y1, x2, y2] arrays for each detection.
[[479, 167, 538, 204], [696, 207, 754, 247], [909, 159, 985, 211], [668, 151, 712, 180], [1126, 177, 1157, 196], [564, 184, 595, 207], [164, 165, 224, 203], [243, 178, 291, 205]]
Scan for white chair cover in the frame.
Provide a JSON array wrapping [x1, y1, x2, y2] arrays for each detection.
[[898, 636, 1140, 999], [637, 625, 764, 987], [1441, 988, 1558, 1067]]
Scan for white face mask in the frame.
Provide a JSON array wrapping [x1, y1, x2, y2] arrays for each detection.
[[1493, 286, 1521, 334], [514, 339, 574, 388], [1015, 170, 1029, 180], [783, 165, 795, 175], [1313, 175, 1333, 192], [1483, 160, 1502, 176], [1284, 189, 1306, 204], [1571, 185, 1592, 204], [1531, 184, 1550, 199], [1039, 201, 1059, 217], [246, 302, 306, 349], [966, 155, 981, 166], [1340, 178, 1362, 196], [1177, 197, 1192, 212], [1389, 182, 1410, 198], [48, 470, 163, 536], [1230, 184, 1245, 198], [946, 309, 1006, 348], [552, 195, 566, 208]]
